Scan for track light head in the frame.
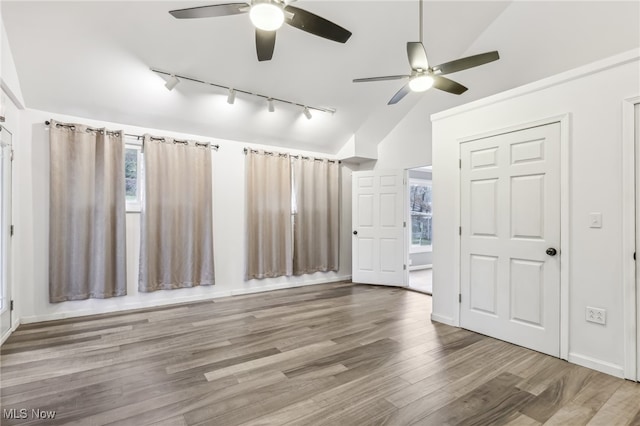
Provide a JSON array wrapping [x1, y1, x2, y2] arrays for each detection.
[[267, 98, 275, 113], [303, 106, 312, 120], [165, 75, 180, 91], [227, 88, 236, 104]]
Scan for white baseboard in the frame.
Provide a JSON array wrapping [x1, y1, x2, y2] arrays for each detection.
[[1, 318, 21, 345], [19, 276, 353, 325], [230, 275, 352, 296], [409, 264, 432, 272], [430, 313, 456, 326], [568, 353, 625, 378]]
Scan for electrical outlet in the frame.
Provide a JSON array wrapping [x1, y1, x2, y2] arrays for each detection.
[[586, 307, 606, 325]]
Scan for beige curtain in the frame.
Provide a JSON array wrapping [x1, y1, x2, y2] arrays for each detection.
[[292, 158, 340, 275], [49, 120, 126, 302], [245, 150, 292, 279], [139, 136, 215, 291]]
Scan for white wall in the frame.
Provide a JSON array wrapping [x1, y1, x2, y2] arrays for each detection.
[[431, 50, 640, 377], [17, 108, 353, 323], [1, 15, 25, 109]]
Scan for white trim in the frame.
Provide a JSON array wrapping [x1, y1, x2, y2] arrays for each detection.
[[0, 317, 19, 346], [456, 114, 570, 360], [404, 170, 410, 288], [433, 49, 640, 123], [623, 96, 640, 380], [559, 114, 571, 362], [431, 313, 456, 326], [409, 264, 432, 272], [19, 276, 352, 324], [568, 352, 625, 379], [230, 275, 351, 296], [0, 80, 25, 111]]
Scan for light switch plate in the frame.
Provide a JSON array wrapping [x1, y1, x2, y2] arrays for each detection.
[[589, 212, 602, 228]]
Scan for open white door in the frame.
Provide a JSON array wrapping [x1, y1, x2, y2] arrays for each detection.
[[0, 126, 12, 340], [460, 123, 561, 357], [352, 170, 406, 286]]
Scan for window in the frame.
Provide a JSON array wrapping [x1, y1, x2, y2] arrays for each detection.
[[125, 139, 142, 211], [410, 179, 432, 251]]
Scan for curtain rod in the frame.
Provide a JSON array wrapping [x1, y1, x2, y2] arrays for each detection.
[[151, 68, 336, 115], [45, 121, 220, 150], [243, 147, 341, 164]]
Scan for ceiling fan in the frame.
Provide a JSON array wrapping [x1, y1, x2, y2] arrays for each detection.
[[353, 0, 500, 105], [169, 0, 352, 62]]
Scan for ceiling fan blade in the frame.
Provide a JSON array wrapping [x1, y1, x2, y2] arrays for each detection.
[[284, 5, 352, 43], [388, 83, 412, 105], [169, 3, 249, 19], [434, 51, 500, 75], [353, 75, 410, 83], [256, 29, 276, 61], [407, 42, 429, 71], [433, 76, 468, 95]]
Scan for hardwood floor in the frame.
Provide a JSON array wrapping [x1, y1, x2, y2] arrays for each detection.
[[1, 282, 640, 425]]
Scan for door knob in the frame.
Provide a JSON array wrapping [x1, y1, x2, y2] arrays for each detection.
[[546, 248, 557, 256], [353, 230, 358, 235]]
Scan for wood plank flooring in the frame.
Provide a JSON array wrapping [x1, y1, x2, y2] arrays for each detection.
[[1, 282, 640, 425]]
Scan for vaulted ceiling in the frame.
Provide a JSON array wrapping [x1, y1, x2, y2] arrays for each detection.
[[2, 1, 639, 154]]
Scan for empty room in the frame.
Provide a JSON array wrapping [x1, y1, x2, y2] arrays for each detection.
[[1, 0, 640, 424]]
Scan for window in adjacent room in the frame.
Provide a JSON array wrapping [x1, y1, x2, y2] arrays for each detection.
[[409, 178, 432, 251]]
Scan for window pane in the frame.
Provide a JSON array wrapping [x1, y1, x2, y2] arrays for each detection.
[[410, 183, 432, 246], [125, 148, 138, 200]]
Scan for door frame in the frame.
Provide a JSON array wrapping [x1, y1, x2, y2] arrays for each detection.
[[0, 124, 12, 345], [622, 95, 640, 380], [454, 114, 571, 361]]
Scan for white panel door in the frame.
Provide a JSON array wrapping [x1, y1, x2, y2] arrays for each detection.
[[352, 170, 406, 286], [0, 127, 12, 339], [460, 123, 561, 357]]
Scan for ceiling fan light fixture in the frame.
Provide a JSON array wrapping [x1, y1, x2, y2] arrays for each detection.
[[408, 74, 434, 92], [249, 3, 285, 31]]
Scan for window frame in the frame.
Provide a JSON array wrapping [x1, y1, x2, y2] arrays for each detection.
[[125, 137, 143, 212]]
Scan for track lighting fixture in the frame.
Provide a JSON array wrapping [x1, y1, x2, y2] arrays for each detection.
[[151, 69, 335, 116], [227, 88, 236, 105], [165, 75, 180, 91]]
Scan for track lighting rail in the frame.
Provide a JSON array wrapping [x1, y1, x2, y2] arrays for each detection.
[[151, 68, 336, 116]]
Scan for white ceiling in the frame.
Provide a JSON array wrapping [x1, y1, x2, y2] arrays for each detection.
[[2, 1, 639, 154]]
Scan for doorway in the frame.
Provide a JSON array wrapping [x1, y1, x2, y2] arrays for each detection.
[[0, 125, 12, 340], [407, 166, 433, 294]]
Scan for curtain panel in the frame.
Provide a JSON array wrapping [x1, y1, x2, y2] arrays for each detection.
[[245, 150, 292, 279], [49, 120, 126, 302], [292, 157, 340, 275], [139, 136, 215, 291]]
